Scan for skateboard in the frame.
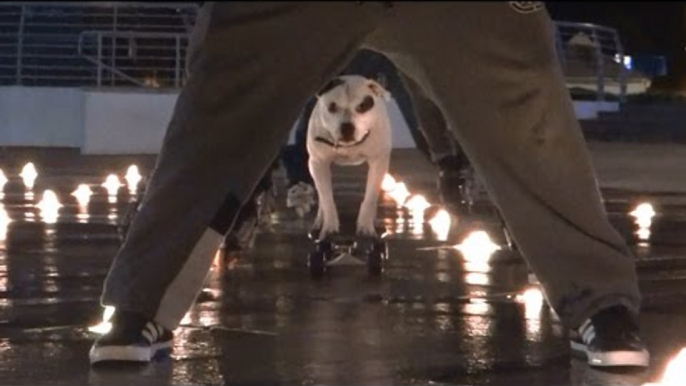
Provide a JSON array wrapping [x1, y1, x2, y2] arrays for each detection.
[[307, 228, 389, 279]]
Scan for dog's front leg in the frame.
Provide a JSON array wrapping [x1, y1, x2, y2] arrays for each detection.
[[309, 158, 339, 240], [357, 156, 389, 237]]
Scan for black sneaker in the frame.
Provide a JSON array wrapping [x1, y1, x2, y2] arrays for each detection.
[[89, 310, 174, 364], [570, 305, 649, 367]]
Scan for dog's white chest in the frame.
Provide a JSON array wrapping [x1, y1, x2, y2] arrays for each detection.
[[331, 149, 367, 166]]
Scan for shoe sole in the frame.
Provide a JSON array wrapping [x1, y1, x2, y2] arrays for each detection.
[[90, 341, 173, 364], [151, 340, 173, 359], [570, 340, 650, 367]]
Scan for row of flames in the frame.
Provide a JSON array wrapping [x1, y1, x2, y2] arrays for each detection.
[[0, 162, 142, 195], [382, 173, 452, 241], [0, 163, 143, 225], [382, 173, 502, 259]]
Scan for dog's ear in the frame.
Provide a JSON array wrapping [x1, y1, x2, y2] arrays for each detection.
[[367, 79, 391, 101], [317, 77, 345, 97]]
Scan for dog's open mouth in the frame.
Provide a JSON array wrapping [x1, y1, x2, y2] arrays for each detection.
[[336, 130, 370, 147], [337, 138, 356, 145]]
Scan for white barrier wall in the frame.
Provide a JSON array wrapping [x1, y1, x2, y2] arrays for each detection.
[[82, 89, 178, 154], [0, 86, 83, 147], [0, 87, 616, 154], [573, 100, 620, 120]]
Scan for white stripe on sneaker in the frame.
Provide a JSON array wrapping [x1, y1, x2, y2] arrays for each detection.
[[146, 322, 159, 341], [585, 331, 596, 344], [142, 329, 154, 343]]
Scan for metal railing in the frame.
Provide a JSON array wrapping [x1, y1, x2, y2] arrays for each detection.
[[0, 2, 197, 87], [555, 21, 631, 102], [0, 2, 636, 101], [77, 30, 189, 88]]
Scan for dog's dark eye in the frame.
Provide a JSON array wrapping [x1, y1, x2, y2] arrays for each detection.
[[328, 102, 338, 114], [356, 96, 374, 114]]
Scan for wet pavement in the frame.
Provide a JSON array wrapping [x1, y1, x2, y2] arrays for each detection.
[[1, 145, 686, 385]]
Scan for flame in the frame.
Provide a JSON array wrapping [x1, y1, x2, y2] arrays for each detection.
[[0, 168, 7, 190], [454, 230, 501, 262], [36, 190, 62, 224], [102, 174, 122, 199], [464, 261, 490, 273], [630, 202, 656, 229], [465, 272, 490, 286], [630, 202, 656, 242], [71, 184, 93, 207], [88, 306, 116, 335], [382, 173, 397, 192], [516, 287, 544, 319], [405, 194, 431, 231], [125, 165, 142, 194], [659, 348, 686, 385], [429, 209, 452, 241], [637, 228, 651, 241], [645, 348, 686, 386], [0, 206, 10, 242], [404, 194, 431, 214], [387, 182, 410, 206], [20, 162, 38, 189]]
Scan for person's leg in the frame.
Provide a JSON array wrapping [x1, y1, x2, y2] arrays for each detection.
[[394, 71, 473, 212], [283, 97, 317, 187], [92, 2, 386, 363], [385, 62, 457, 165], [371, 2, 645, 365], [282, 97, 317, 217], [222, 158, 278, 253]]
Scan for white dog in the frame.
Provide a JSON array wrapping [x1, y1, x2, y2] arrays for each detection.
[[307, 75, 392, 240]]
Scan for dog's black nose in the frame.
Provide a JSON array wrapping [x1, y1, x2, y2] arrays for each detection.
[[340, 122, 355, 141]]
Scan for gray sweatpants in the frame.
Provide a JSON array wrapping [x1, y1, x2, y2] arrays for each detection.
[[102, 2, 640, 330]]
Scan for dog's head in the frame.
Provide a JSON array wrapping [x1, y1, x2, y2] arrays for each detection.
[[315, 75, 391, 145]]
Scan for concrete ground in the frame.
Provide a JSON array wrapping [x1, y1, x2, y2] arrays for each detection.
[[1, 141, 686, 385]]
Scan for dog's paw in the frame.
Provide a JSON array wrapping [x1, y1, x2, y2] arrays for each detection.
[[356, 220, 377, 238], [313, 211, 323, 229], [319, 220, 340, 240]]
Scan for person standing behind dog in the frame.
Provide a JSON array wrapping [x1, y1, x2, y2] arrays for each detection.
[[91, 2, 649, 369]]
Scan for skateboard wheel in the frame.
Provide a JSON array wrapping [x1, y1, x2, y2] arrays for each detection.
[[308, 251, 326, 279], [317, 240, 336, 261], [367, 250, 383, 276], [370, 240, 387, 258]]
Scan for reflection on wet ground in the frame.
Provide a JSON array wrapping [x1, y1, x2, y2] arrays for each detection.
[[1, 149, 686, 385]]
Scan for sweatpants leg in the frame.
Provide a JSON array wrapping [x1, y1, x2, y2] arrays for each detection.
[[101, 2, 386, 330], [282, 97, 317, 186], [371, 2, 639, 328]]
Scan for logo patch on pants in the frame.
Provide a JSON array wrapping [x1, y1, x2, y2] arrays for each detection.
[[509, 1, 544, 14]]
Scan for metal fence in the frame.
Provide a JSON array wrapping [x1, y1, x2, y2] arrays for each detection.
[[0, 2, 197, 87], [555, 21, 633, 102], [0, 2, 637, 101]]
